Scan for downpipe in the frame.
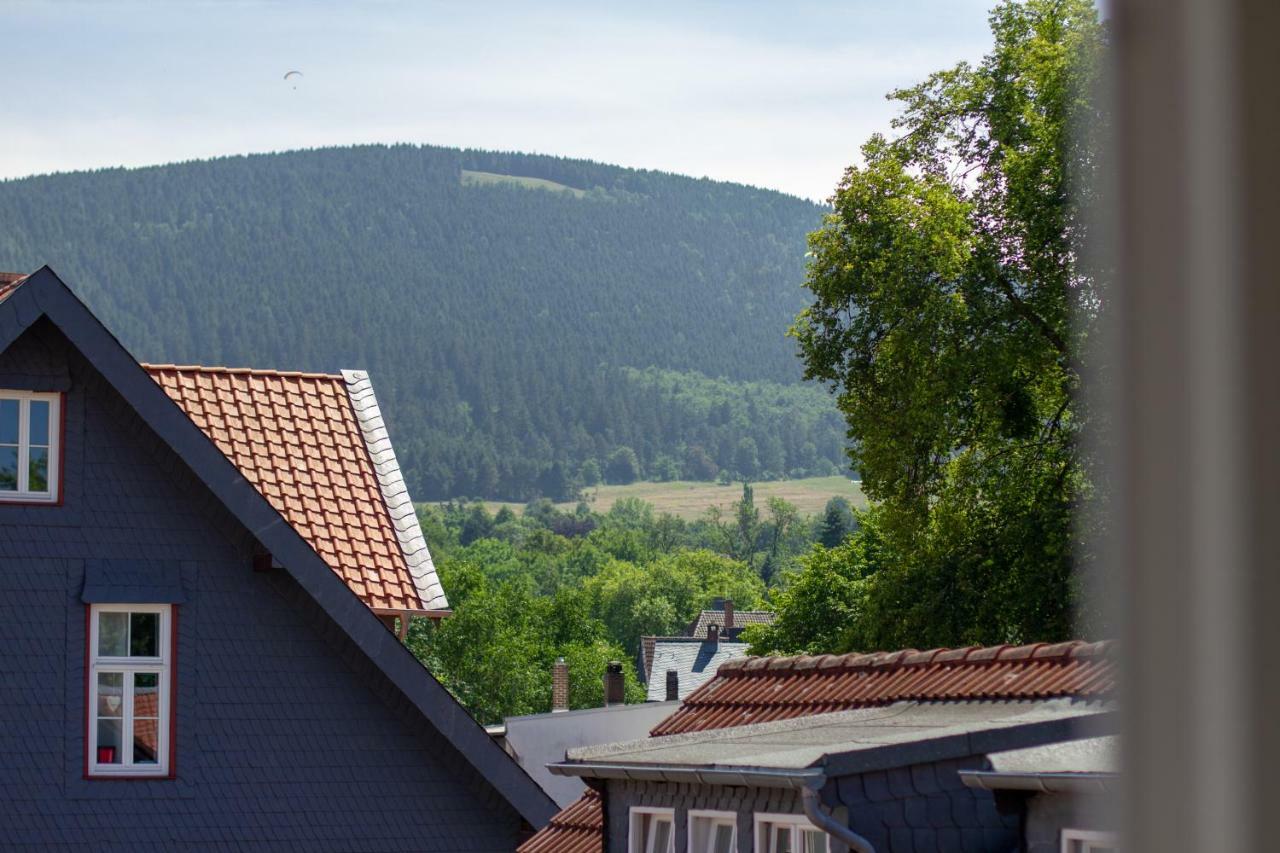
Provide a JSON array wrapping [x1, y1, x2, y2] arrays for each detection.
[[801, 784, 876, 853]]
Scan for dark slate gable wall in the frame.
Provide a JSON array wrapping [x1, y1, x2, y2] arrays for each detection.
[[0, 319, 520, 851], [604, 754, 1017, 853]]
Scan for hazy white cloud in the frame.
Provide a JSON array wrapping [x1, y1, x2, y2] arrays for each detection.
[[1, 0, 993, 199]]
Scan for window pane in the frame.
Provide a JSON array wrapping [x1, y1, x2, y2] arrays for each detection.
[[133, 717, 160, 764], [28, 399, 49, 445], [772, 826, 792, 853], [651, 819, 672, 853], [712, 823, 735, 853], [801, 830, 827, 853], [96, 672, 124, 717], [28, 446, 48, 492], [134, 671, 159, 713], [130, 612, 159, 657], [0, 445, 16, 491], [96, 719, 123, 764], [98, 612, 128, 656], [0, 399, 17, 444]]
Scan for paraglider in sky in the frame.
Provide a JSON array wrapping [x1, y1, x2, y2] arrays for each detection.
[[284, 70, 302, 90]]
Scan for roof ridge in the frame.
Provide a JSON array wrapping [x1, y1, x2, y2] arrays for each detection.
[[716, 640, 1114, 676], [141, 363, 344, 380]]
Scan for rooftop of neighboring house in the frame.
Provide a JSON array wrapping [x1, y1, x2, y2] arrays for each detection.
[[959, 734, 1118, 794], [645, 637, 750, 702], [552, 699, 1111, 785], [4, 269, 446, 617], [638, 598, 774, 683], [517, 787, 603, 853], [146, 364, 446, 615], [519, 639, 1117, 853], [687, 604, 776, 639], [497, 701, 680, 808], [652, 639, 1115, 735]]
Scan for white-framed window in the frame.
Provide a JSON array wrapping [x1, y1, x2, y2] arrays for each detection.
[[88, 604, 171, 777], [630, 807, 675, 853], [688, 810, 737, 853], [1061, 829, 1118, 853], [754, 813, 829, 853], [0, 390, 60, 502]]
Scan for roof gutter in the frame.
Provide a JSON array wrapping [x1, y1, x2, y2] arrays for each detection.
[[958, 770, 1119, 794], [549, 762, 877, 853], [548, 761, 823, 789]]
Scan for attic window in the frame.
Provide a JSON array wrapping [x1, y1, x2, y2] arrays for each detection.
[[88, 604, 172, 777], [0, 391, 60, 503]]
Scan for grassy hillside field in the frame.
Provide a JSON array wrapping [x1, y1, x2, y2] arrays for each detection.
[[434, 476, 866, 521]]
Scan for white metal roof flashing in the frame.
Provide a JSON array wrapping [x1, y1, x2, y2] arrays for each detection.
[[342, 369, 448, 611]]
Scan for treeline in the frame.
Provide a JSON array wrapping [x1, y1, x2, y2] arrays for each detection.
[[400, 366, 850, 500], [408, 489, 858, 722], [0, 144, 829, 499]]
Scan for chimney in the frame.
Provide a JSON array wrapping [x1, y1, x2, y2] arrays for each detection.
[[707, 623, 720, 645], [603, 661, 625, 706], [724, 599, 735, 631], [552, 657, 569, 712], [665, 669, 679, 701]]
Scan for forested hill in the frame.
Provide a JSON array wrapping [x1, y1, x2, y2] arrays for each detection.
[[0, 144, 845, 499]]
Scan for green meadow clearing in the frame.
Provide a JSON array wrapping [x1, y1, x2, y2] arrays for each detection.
[[429, 476, 866, 521]]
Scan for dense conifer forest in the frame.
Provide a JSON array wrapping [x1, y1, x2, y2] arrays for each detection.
[[0, 144, 846, 499]]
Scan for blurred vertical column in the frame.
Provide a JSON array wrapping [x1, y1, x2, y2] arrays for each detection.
[[1113, 0, 1280, 850]]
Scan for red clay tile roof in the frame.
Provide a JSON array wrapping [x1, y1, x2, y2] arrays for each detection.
[[517, 787, 603, 853], [650, 640, 1116, 736], [0, 272, 28, 304], [145, 364, 444, 613]]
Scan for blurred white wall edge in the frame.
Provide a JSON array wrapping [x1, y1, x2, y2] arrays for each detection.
[[1110, 0, 1279, 850]]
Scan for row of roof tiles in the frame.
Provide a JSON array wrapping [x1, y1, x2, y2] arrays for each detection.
[[517, 788, 603, 853], [651, 641, 1115, 736]]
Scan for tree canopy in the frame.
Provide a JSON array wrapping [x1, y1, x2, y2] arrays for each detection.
[[789, 0, 1107, 647]]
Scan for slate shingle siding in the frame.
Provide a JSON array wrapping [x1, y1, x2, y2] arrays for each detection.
[[604, 755, 1017, 853], [0, 321, 520, 851], [833, 757, 1018, 853]]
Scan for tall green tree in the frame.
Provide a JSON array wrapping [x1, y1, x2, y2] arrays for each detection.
[[817, 496, 855, 549], [791, 0, 1106, 645]]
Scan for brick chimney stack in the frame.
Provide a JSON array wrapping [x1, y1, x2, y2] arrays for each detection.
[[665, 669, 679, 701], [603, 661, 625, 706], [724, 599, 735, 631], [552, 657, 569, 713], [707, 623, 720, 645]]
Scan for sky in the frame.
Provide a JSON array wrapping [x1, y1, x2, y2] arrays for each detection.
[[2, 0, 995, 201]]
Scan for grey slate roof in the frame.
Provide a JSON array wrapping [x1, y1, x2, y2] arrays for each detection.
[[646, 638, 749, 701], [688, 609, 775, 638], [552, 700, 1116, 786], [0, 267, 555, 827], [500, 701, 680, 807], [342, 369, 447, 611]]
